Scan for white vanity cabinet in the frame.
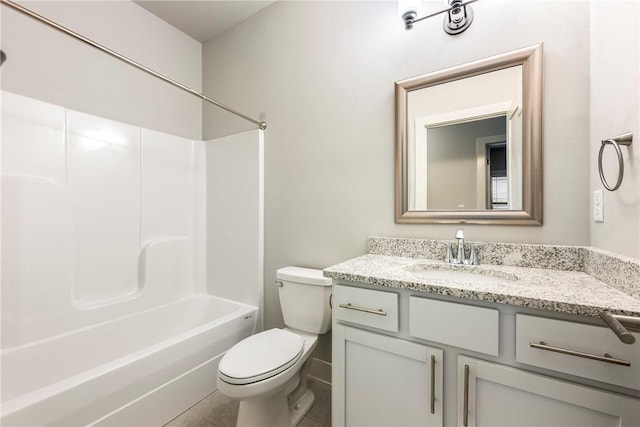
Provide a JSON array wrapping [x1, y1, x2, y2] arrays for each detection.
[[333, 325, 444, 427], [515, 314, 640, 390], [409, 297, 499, 356], [332, 286, 444, 427], [457, 355, 640, 427], [332, 284, 640, 427]]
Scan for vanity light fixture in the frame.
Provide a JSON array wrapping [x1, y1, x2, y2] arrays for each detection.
[[400, 0, 477, 34]]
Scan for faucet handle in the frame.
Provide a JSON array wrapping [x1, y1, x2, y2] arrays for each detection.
[[444, 243, 453, 263], [455, 228, 464, 239], [468, 244, 478, 265]]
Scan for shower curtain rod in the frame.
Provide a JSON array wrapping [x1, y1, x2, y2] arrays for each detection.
[[0, 0, 267, 130]]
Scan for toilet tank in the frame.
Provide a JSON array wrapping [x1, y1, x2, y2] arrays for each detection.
[[276, 267, 333, 334]]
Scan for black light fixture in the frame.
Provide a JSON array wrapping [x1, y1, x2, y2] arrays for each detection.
[[400, 0, 477, 34]]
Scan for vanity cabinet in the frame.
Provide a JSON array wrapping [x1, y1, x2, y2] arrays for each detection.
[[515, 314, 640, 390], [333, 284, 399, 332], [458, 355, 640, 427], [409, 297, 499, 357], [332, 284, 640, 427], [332, 285, 443, 426], [333, 324, 443, 427]]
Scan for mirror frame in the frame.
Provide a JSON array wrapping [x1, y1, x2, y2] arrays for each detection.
[[395, 44, 543, 225]]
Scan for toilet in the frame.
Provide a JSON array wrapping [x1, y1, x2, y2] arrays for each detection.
[[217, 266, 333, 427]]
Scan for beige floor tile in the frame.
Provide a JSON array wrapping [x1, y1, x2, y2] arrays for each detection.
[[191, 391, 240, 427], [305, 379, 331, 427], [168, 378, 332, 427], [297, 416, 325, 427], [165, 409, 215, 427]]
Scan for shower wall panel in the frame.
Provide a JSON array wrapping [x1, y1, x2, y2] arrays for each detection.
[[140, 129, 196, 299], [67, 111, 141, 306], [206, 130, 264, 330], [1, 91, 202, 348], [1, 93, 71, 347]]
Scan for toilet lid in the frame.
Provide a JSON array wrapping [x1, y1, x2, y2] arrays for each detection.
[[218, 328, 304, 385]]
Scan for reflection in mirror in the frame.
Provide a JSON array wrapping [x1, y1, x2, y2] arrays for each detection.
[[422, 115, 510, 210], [409, 66, 522, 211], [395, 44, 542, 224]]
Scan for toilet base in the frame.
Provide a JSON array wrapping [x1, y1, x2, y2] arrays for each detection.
[[235, 387, 315, 427], [237, 390, 288, 426], [289, 388, 315, 427]]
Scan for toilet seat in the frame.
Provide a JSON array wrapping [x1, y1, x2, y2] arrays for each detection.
[[218, 328, 304, 385]]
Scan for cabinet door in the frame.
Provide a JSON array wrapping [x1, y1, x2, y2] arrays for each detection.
[[333, 324, 443, 427], [457, 355, 640, 427]]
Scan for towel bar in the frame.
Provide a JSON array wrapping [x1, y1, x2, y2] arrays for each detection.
[[598, 133, 633, 191], [599, 311, 638, 344]]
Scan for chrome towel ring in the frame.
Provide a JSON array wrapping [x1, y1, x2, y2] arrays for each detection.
[[598, 132, 633, 191]]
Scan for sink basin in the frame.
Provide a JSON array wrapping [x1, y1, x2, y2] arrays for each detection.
[[405, 264, 518, 285]]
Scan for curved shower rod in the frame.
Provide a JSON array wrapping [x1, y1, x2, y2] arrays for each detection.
[[0, 0, 267, 130]]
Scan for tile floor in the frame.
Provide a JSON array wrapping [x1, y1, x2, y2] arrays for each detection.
[[164, 378, 331, 427]]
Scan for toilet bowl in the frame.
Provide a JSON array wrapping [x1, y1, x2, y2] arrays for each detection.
[[217, 328, 318, 426], [216, 267, 332, 427]]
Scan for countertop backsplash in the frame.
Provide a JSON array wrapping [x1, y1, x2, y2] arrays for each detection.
[[583, 247, 640, 300]]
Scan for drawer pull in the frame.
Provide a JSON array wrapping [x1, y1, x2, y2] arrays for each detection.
[[463, 364, 469, 427], [338, 303, 387, 316], [530, 341, 631, 366], [430, 355, 436, 414]]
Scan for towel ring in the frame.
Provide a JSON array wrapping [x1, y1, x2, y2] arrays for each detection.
[[598, 133, 633, 191]]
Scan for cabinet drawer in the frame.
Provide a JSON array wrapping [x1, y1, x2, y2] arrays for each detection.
[[333, 285, 398, 332], [409, 297, 499, 356], [516, 314, 640, 390]]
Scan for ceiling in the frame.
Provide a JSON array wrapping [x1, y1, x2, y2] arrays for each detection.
[[134, 1, 275, 43]]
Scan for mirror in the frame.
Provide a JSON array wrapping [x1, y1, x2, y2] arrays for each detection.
[[395, 44, 543, 224]]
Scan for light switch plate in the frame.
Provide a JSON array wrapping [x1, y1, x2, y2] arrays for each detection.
[[594, 189, 604, 222]]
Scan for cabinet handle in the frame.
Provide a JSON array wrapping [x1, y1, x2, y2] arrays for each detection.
[[430, 355, 436, 414], [338, 303, 387, 316], [463, 364, 469, 427], [529, 341, 631, 366]]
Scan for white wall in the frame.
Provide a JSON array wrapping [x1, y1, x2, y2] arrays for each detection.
[[0, 0, 202, 139], [202, 1, 592, 331], [589, 1, 640, 258]]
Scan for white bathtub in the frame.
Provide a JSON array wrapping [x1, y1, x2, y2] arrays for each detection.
[[0, 294, 257, 426]]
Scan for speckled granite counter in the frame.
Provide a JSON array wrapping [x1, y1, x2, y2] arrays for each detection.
[[323, 238, 640, 318]]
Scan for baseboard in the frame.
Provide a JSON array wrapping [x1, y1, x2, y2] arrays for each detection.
[[308, 357, 331, 385]]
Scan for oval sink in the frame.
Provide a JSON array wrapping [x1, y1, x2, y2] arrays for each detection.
[[405, 264, 518, 285]]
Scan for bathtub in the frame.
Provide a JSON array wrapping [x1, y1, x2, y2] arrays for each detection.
[[0, 294, 257, 426]]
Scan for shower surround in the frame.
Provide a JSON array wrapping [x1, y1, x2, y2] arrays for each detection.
[[0, 91, 261, 426]]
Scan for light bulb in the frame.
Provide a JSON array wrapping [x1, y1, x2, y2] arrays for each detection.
[[398, 0, 422, 20]]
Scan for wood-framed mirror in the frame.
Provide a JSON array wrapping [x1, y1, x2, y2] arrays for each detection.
[[395, 44, 543, 225]]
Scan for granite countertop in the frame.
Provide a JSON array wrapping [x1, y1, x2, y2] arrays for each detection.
[[323, 253, 640, 318]]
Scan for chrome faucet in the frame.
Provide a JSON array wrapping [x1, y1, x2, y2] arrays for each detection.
[[455, 228, 465, 264], [445, 228, 478, 265]]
